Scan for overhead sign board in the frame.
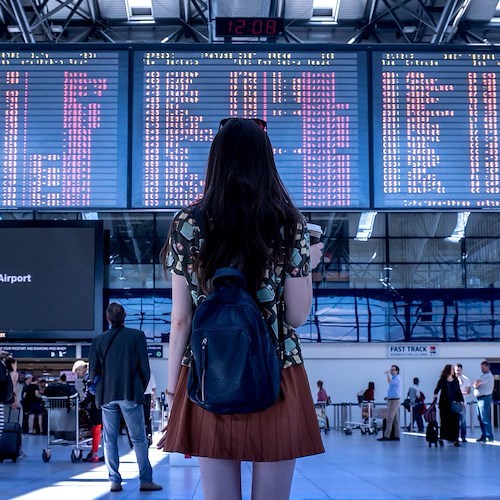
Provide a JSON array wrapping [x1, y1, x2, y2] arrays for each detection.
[[388, 344, 439, 358]]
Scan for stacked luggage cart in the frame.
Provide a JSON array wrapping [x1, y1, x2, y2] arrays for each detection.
[[343, 401, 387, 436], [41, 393, 92, 462]]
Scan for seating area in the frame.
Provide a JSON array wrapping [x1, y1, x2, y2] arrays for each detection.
[[1, 427, 498, 499]]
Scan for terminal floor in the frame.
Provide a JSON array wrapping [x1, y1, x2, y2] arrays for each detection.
[[0, 429, 498, 499]]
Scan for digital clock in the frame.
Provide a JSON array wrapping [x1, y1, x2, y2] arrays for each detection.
[[216, 17, 284, 37]]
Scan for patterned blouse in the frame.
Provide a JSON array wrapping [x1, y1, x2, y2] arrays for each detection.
[[165, 205, 311, 369]]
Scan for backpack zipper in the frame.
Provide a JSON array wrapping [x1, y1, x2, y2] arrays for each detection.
[[201, 337, 207, 402]]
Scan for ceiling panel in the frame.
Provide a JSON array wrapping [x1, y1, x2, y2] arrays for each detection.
[[212, 0, 271, 18], [465, 0, 497, 21], [283, 0, 314, 20], [338, 0, 367, 20], [151, 0, 181, 18], [98, 0, 128, 18]]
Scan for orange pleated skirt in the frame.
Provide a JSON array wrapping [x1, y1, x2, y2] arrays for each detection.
[[162, 363, 325, 462]]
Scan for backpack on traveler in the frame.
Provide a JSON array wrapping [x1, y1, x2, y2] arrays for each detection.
[[416, 391, 427, 414], [187, 267, 281, 414]]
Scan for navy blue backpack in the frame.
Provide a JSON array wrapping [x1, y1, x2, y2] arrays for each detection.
[[187, 267, 281, 414]]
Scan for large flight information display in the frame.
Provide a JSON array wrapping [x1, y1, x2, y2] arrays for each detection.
[[0, 50, 128, 209], [132, 48, 370, 209], [373, 50, 500, 209]]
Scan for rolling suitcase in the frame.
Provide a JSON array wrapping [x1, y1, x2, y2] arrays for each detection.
[[0, 407, 22, 462], [426, 421, 439, 447]]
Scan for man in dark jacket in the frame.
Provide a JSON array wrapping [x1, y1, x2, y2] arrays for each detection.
[[89, 303, 162, 493]]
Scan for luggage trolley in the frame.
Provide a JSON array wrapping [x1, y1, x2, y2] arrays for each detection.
[[343, 401, 378, 435], [314, 403, 330, 434], [41, 393, 92, 462]]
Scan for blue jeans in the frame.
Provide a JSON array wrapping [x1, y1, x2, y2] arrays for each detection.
[[476, 395, 494, 440], [101, 400, 153, 485], [458, 406, 467, 440]]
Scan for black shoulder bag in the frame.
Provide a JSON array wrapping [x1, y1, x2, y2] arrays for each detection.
[[88, 326, 123, 395]]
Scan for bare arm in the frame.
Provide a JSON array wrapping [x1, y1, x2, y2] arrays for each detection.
[[167, 272, 193, 408], [283, 274, 312, 327], [283, 242, 323, 327]]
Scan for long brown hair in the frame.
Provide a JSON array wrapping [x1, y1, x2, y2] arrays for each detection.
[[440, 364, 454, 379], [163, 118, 301, 293]]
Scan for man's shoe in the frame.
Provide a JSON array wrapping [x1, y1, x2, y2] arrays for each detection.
[[476, 437, 486, 442], [377, 437, 390, 441], [140, 482, 163, 492], [487, 437, 494, 442], [461, 438, 467, 443], [110, 483, 123, 492]]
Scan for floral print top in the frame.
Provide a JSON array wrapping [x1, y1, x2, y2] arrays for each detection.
[[165, 206, 311, 369]]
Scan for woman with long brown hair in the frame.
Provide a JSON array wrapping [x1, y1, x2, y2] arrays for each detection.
[[433, 364, 464, 446], [160, 118, 324, 499]]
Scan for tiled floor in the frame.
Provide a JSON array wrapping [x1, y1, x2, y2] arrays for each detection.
[[0, 428, 498, 499]]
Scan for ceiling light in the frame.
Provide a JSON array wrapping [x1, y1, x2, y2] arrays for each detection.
[[311, 0, 340, 22], [445, 212, 470, 243], [125, 0, 154, 21], [355, 212, 377, 241]]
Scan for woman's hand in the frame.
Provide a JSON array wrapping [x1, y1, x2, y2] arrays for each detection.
[[310, 242, 324, 270]]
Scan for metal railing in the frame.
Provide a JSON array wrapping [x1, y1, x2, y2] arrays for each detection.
[[328, 400, 499, 433]]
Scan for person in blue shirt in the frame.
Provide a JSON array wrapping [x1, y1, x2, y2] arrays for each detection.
[[378, 365, 402, 441]]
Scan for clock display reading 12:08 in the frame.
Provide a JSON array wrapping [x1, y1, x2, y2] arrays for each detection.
[[216, 18, 285, 37]]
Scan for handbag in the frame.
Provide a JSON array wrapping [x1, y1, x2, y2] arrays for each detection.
[[402, 397, 411, 411], [446, 381, 463, 414], [88, 326, 123, 395]]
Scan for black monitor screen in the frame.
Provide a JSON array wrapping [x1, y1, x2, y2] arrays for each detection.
[[131, 47, 370, 209], [0, 49, 129, 209], [373, 50, 500, 209], [0, 221, 103, 340]]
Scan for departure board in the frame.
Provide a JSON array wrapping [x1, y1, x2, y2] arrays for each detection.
[[0, 50, 128, 209], [132, 48, 370, 209], [373, 50, 500, 209]]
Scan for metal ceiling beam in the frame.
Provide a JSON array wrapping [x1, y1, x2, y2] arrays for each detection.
[[29, 0, 55, 41], [443, 0, 472, 44], [0, 0, 496, 45], [88, 0, 100, 23], [7, 0, 36, 42], [191, 0, 207, 24], [431, 0, 460, 44], [53, 0, 88, 42]]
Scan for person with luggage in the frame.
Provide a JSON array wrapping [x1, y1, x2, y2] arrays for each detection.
[[433, 364, 464, 447], [377, 365, 402, 441], [72, 360, 103, 463], [407, 377, 424, 432], [316, 380, 329, 404], [4, 357, 23, 458], [363, 382, 375, 401], [159, 117, 325, 500], [0, 355, 23, 460], [454, 363, 472, 443], [473, 360, 495, 443]]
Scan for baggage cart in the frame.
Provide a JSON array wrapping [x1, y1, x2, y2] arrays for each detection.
[[41, 393, 92, 462], [344, 401, 379, 435], [314, 403, 330, 434]]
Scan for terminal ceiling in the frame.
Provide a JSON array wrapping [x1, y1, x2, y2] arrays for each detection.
[[1, 0, 500, 45]]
